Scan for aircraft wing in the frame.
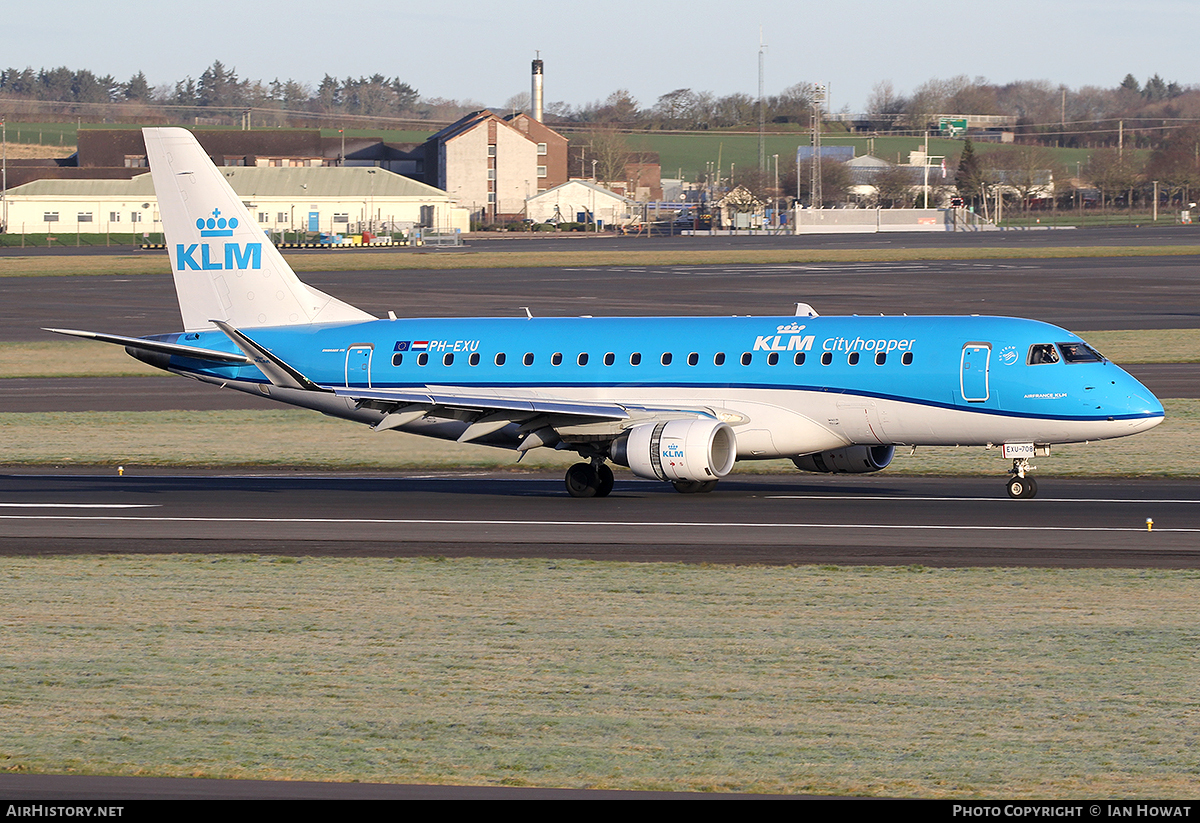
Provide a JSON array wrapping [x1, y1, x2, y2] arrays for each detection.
[[205, 323, 719, 445], [329, 385, 631, 420], [327, 384, 725, 446]]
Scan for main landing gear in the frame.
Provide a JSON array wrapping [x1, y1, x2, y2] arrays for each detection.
[[1006, 458, 1038, 499], [672, 479, 718, 494], [563, 462, 720, 497], [564, 461, 615, 498]]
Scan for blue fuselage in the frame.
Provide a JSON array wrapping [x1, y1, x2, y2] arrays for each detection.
[[159, 314, 1164, 452]]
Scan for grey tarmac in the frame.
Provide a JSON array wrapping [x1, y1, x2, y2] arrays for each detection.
[[1, 472, 1196, 568], [5, 254, 1200, 344]]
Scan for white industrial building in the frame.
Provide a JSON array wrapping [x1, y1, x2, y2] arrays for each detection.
[[3, 166, 469, 235], [525, 180, 634, 227]]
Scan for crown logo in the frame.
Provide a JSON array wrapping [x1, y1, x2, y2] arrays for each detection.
[[775, 323, 806, 334], [197, 208, 238, 237]]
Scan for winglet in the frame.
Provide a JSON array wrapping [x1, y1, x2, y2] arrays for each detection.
[[211, 320, 326, 392]]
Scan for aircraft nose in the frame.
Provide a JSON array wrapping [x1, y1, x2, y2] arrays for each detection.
[[1111, 368, 1165, 431]]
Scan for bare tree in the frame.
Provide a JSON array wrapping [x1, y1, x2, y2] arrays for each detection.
[[992, 145, 1059, 211], [1087, 147, 1143, 208], [578, 129, 632, 185], [866, 81, 907, 131]]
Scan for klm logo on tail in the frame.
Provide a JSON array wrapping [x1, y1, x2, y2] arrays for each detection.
[[176, 209, 261, 271]]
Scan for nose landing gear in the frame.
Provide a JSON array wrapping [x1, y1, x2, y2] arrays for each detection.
[[1006, 458, 1038, 499]]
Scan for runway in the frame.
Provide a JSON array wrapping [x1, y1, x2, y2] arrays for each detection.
[[2, 245, 1196, 568], [6, 253, 1200, 343], [1, 473, 1196, 568]]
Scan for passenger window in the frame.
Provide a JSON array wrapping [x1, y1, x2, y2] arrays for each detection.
[[417, 352, 429, 366], [848, 352, 859, 365], [714, 352, 726, 366], [661, 352, 672, 366], [551, 352, 563, 366], [604, 352, 615, 366], [767, 352, 779, 366], [902, 352, 913, 365], [687, 352, 698, 366], [630, 352, 642, 366], [740, 352, 752, 366], [794, 352, 806, 365], [875, 351, 886, 365], [443, 353, 454, 366], [469, 352, 480, 366], [1028, 344, 1059, 365], [821, 352, 832, 366], [392, 353, 403, 367], [577, 353, 589, 366], [495, 352, 506, 366], [523, 352, 535, 366]]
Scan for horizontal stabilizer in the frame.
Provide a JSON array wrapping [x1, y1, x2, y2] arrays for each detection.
[[44, 327, 251, 364]]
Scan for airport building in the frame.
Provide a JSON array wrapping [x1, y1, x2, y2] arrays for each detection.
[[4, 165, 469, 236], [525, 180, 634, 227]]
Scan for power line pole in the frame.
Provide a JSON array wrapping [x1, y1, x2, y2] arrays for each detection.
[[758, 29, 768, 172]]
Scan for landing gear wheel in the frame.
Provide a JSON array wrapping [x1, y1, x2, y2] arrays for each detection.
[[672, 479, 718, 494], [565, 463, 600, 498], [594, 463, 615, 498], [1006, 476, 1038, 499]]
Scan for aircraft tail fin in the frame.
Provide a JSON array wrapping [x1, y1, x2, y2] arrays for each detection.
[[143, 127, 376, 332]]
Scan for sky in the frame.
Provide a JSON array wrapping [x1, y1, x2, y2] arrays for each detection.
[[6, 0, 1199, 114]]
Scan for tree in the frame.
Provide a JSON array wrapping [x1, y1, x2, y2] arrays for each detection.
[[578, 129, 631, 185], [794, 159, 852, 206], [197, 60, 245, 107], [123, 72, 151, 102], [1087, 147, 1142, 208], [955, 139, 983, 205], [652, 88, 696, 127], [767, 83, 814, 125], [1146, 125, 1200, 206], [991, 145, 1058, 211], [865, 81, 906, 131], [590, 89, 639, 124], [872, 164, 918, 208]]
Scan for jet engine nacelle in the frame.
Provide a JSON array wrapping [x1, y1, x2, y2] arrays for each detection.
[[792, 445, 895, 474], [611, 419, 737, 482]]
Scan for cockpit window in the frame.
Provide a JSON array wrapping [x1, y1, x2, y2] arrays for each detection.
[[1057, 342, 1104, 363], [1027, 344, 1059, 365]]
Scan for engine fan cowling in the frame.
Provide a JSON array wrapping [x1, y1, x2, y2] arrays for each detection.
[[611, 419, 737, 482], [792, 445, 895, 474]]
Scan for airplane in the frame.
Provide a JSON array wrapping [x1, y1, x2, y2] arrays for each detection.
[[49, 128, 1165, 499]]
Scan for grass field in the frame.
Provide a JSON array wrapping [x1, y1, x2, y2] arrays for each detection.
[[0, 341, 163, 378], [1, 557, 1196, 796]]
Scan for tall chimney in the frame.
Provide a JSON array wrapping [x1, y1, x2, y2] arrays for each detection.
[[531, 57, 544, 123]]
